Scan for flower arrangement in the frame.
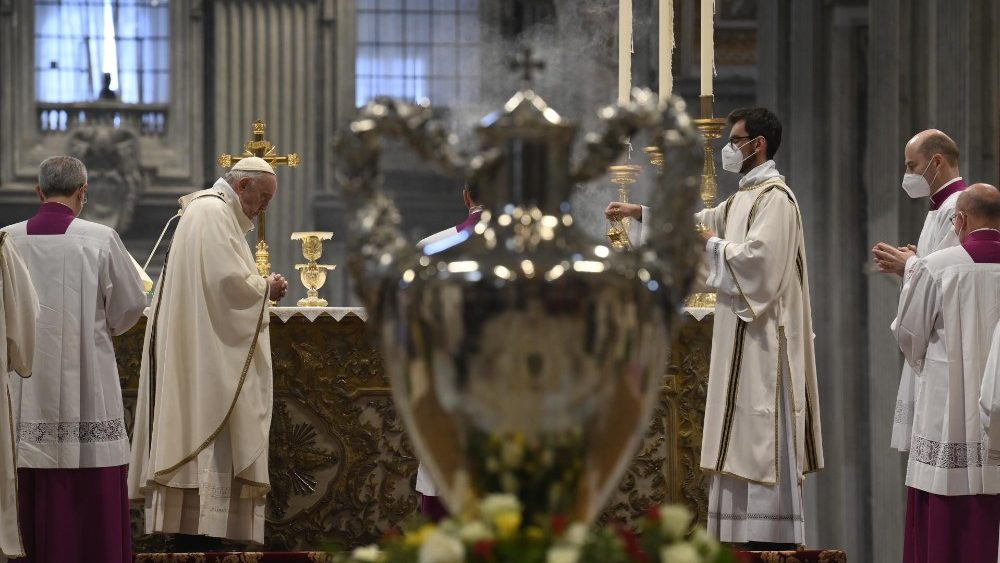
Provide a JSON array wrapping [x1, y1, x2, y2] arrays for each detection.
[[337, 494, 734, 563]]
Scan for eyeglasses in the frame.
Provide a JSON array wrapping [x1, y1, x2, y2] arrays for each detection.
[[728, 135, 753, 150]]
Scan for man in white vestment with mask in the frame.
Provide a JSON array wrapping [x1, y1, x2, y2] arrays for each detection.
[[895, 184, 1000, 563], [606, 107, 824, 549], [3, 156, 145, 563], [0, 233, 37, 560], [873, 130, 967, 453], [128, 157, 289, 546]]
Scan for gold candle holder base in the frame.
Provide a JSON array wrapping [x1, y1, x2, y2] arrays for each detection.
[[291, 231, 336, 307]]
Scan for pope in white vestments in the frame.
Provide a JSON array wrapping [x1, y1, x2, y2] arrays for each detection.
[[128, 157, 288, 545], [895, 184, 1000, 563], [2, 156, 145, 563], [873, 129, 967, 452], [0, 233, 37, 559], [618, 108, 824, 548]]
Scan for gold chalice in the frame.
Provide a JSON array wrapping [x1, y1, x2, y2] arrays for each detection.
[[290, 231, 336, 307]]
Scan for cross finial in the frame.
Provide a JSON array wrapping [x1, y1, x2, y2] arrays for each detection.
[[508, 47, 545, 86]]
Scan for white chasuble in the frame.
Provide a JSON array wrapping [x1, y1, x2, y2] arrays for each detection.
[[0, 234, 37, 558], [891, 178, 965, 452], [128, 179, 273, 544], [895, 246, 1000, 495]]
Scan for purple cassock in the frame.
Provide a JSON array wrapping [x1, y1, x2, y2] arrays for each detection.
[[417, 209, 482, 523], [903, 228, 1000, 563], [14, 203, 133, 563]]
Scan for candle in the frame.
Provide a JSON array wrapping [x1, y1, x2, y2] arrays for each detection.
[[659, 0, 673, 101], [619, 0, 632, 105], [700, 0, 714, 96], [258, 211, 266, 242]]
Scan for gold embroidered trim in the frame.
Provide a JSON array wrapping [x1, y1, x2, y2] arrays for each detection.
[[778, 326, 801, 475], [720, 194, 737, 239], [774, 327, 782, 484], [716, 319, 748, 471], [154, 290, 268, 477]]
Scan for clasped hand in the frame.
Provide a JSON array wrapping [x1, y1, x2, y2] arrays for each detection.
[[872, 243, 917, 276], [267, 273, 289, 301]]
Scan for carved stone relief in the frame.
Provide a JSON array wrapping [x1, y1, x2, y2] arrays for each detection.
[[68, 124, 146, 233]]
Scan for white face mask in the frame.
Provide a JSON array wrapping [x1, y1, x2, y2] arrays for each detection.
[[721, 137, 760, 174], [900, 159, 939, 199]]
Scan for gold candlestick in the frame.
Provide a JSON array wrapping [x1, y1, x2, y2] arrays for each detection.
[[687, 95, 726, 309], [291, 231, 336, 307], [607, 164, 642, 250], [692, 97, 726, 209]]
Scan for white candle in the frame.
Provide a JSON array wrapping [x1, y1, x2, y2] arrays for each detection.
[[659, 0, 673, 101], [619, 0, 632, 105], [700, 0, 714, 96]]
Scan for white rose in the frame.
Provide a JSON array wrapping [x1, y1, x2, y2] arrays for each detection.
[[351, 544, 383, 562], [659, 543, 700, 563], [546, 545, 580, 563], [690, 527, 720, 557], [419, 530, 466, 563], [478, 493, 522, 520], [659, 504, 693, 540], [564, 523, 589, 547], [458, 521, 494, 543]]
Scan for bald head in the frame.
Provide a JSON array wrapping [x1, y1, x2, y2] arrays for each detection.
[[903, 129, 961, 194], [954, 184, 1000, 242]]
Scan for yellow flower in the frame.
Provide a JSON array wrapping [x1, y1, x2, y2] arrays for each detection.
[[525, 526, 546, 542], [493, 511, 522, 539], [405, 523, 438, 547]]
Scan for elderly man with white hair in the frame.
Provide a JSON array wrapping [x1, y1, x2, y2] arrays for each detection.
[[128, 157, 288, 546]]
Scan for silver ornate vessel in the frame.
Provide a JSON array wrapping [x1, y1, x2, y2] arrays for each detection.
[[334, 83, 703, 523]]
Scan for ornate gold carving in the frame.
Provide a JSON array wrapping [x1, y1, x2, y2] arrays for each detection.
[[118, 313, 713, 549], [599, 315, 712, 525], [268, 401, 337, 519]]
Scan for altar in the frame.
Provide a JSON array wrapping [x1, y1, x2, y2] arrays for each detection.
[[115, 307, 713, 552]]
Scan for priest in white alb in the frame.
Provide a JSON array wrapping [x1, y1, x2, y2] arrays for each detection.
[[873, 129, 967, 453], [608, 107, 824, 549], [895, 184, 1000, 563], [128, 157, 289, 546], [3, 156, 146, 563], [0, 232, 37, 560]]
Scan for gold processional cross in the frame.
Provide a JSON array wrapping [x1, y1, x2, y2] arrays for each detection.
[[218, 120, 300, 277]]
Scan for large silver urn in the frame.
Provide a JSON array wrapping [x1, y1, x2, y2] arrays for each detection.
[[334, 86, 704, 523]]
